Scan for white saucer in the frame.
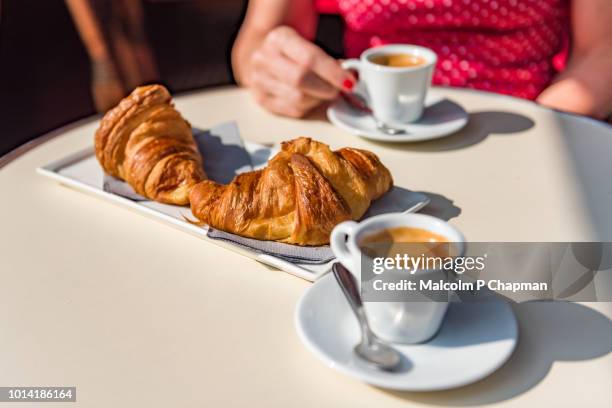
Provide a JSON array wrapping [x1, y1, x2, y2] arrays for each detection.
[[295, 273, 518, 391], [327, 90, 469, 143]]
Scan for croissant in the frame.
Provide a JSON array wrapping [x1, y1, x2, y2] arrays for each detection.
[[95, 84, 206, 205], [190, 137, 393, 245]]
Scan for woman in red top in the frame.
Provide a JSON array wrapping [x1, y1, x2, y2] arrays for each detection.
[[232, 0, 612, 119]]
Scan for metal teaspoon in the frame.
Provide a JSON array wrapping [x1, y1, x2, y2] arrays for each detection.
[[332, 262, 401, 371]]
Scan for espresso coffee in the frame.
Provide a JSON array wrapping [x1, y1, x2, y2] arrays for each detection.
[[359, 227, 451, 258], [369, 53, 427, 68]]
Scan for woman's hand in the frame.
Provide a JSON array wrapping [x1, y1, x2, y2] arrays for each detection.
[[240, 26, 355, 118]]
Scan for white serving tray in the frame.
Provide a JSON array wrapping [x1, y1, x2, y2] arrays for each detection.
[[36, 143, 429, 282]]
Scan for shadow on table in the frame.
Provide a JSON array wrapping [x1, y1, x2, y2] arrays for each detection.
[[306, 104, 330, 122], [316, 109, 534, 152], [553, 114, 612, 240], [378, 111, 534, 152], [416, 191, 461, 221], [376, 301, 612, 406]]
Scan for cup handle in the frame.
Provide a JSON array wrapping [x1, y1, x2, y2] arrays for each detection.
[[341, 59, 368, 104], [341, 59, 361, 73], [330, 220, 359, 272]]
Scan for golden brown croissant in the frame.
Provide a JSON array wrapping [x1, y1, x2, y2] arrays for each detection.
[[189, 137, 393, 245], [95, 84, 206, 205]]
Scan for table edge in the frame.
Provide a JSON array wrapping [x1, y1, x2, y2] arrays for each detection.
[[0, 115, 101, 170]]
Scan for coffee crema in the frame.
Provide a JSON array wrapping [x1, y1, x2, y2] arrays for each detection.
[[360, 227, 448, 244], [369, 53, 427, 68], [359, 227, 452, 259]]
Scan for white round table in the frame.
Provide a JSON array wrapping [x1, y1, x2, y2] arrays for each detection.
[[1, 86, 611, 407]]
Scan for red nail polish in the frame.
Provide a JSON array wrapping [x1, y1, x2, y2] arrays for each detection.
[[343, 79, 355, 91]]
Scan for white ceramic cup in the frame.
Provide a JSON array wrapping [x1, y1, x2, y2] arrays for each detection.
[[342, 44, 437, 125], [330, 213, 465, 344]]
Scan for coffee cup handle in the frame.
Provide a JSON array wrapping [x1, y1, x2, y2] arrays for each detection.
[[341, 59, 367, 102], [341, 59, 361, 73], [330, 221, 359, 272]]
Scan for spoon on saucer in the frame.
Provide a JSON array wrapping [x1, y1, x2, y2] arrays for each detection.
[[341, 93, 407, 136], [332, 262, 401, 371]]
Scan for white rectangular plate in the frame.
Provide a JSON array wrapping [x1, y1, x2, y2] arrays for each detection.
[[37, 143, 429, 282]]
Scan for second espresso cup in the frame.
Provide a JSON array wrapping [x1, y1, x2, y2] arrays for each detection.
[[330, 213, 465, 344], [342, 44, 437, 125]]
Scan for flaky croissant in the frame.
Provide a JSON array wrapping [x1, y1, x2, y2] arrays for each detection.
[[95, 84, 206, 205], [189, 137, 393, 245]]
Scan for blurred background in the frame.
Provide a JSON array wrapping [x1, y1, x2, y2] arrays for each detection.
[[0, 0, 343, 156]]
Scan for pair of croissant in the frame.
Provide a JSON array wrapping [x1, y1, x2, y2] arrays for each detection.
[[95, 85, 393, 245]]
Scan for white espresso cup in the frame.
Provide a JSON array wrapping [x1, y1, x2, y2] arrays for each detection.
[[330, 213, 465, 344], [342, 44, 437, 125]]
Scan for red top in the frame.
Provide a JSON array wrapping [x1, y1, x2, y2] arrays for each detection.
[[316, 0, 570, 99]]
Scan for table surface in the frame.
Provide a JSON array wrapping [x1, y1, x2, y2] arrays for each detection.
[[1, 86, 611, 407]]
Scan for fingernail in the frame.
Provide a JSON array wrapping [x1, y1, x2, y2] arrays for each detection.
[[342, 79, 355, 91]]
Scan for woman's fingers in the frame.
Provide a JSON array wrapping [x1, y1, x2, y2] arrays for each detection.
[[266, 26, 355, 91], [253, 46, 338, 100], [247, 25, 354, 117], [250, 72, 321, 117]]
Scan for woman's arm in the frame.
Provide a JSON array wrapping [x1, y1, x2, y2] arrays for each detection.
[[537, 0, 612, 119], [231, 0, 354, 117]]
